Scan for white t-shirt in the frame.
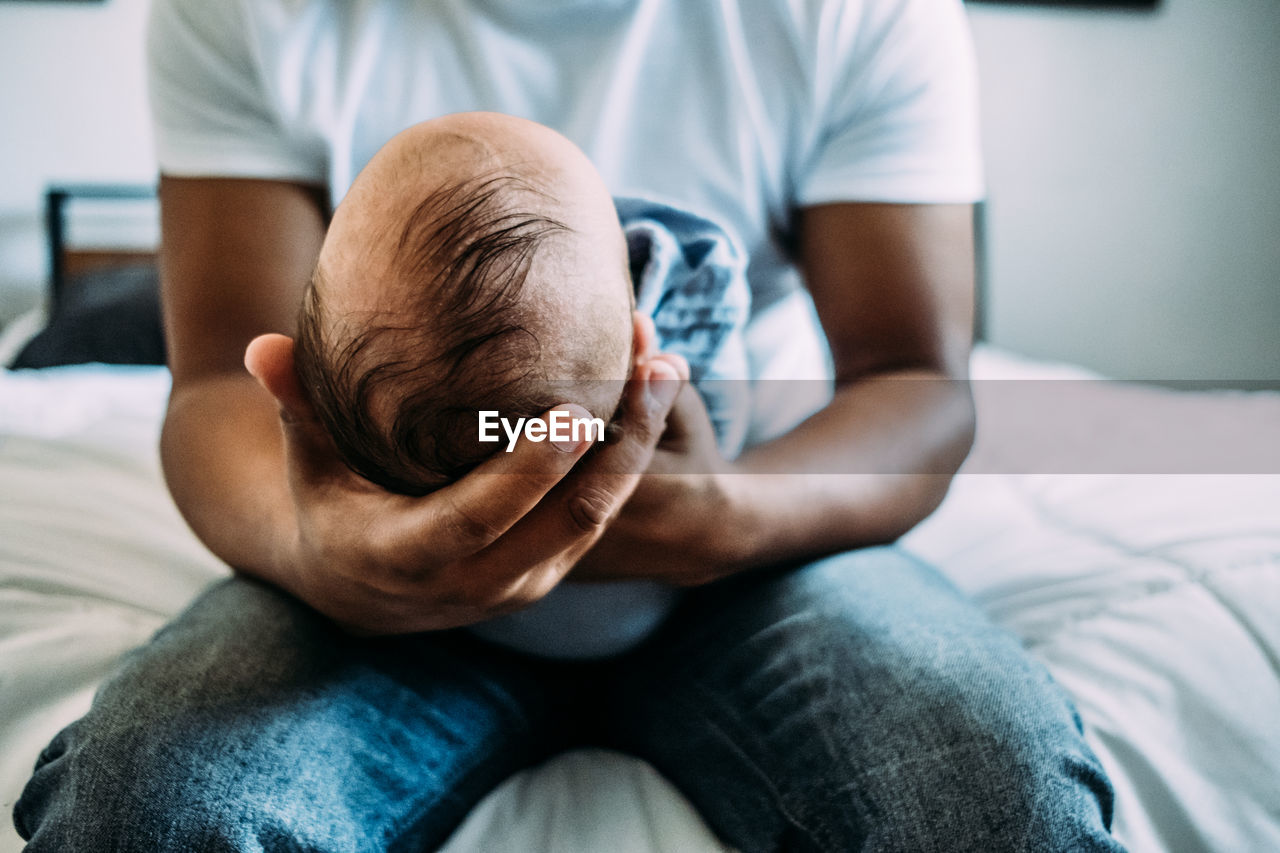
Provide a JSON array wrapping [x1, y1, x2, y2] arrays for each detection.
[[147, 0, 983, 657], [148, 0, 982, 365]]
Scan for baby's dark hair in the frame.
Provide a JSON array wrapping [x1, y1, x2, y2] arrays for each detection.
[[294, 173, 572, 496]]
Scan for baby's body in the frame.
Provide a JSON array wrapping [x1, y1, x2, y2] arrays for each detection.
[[295, 112, 748, 657]]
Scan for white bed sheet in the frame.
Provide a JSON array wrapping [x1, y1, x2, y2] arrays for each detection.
[[1, 349, 1277, 852]]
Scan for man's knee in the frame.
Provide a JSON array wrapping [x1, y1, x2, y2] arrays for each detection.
[[844, 682, 1119, 852], [14, 577, 554, 852], [13, 671, 486, 853], [16, 714, 256, 851], [784, 582, 1121, 851], [638, 547, 1123, 852]]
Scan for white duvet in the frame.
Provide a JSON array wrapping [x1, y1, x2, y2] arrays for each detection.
[[1, 349, 1277, 853]]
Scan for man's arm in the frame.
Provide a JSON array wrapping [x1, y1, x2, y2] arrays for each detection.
[[575, 201, 976, 583], [158, 175, 682, 633], [158, 177, 328, 578], [729, 201, 976, 563]]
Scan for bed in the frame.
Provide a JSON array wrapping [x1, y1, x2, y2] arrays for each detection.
[[1, 197, 1278, 852]]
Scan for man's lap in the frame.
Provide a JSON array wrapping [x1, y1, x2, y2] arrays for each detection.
[[14, 547, 1123, 852]]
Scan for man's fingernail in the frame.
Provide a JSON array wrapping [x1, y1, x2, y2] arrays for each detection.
[[647, 363, 680, 407], [551, 404, 592, 452]]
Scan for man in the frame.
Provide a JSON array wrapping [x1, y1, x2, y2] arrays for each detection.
[[15, 0, 1124, 850]]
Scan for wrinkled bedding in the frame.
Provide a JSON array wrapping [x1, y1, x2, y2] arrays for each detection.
[[1, 349, 1277, 852]]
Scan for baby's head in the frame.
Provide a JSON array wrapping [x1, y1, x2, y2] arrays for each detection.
[[294, 113, 638, 495]]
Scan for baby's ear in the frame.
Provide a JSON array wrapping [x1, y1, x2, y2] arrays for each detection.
[[244, 333, 316, 421], [631, 311, 658, 365]]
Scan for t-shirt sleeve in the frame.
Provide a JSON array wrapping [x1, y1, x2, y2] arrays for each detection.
[[147, 0, 325, 182], [796, 0, 984, 206]]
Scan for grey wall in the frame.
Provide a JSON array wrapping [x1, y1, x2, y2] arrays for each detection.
[[0, 0, 1277, 381], [969, 0, 1280, 381]]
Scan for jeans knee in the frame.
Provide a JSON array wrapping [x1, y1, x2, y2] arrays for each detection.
[[682, 553, 1122, 852], [833, 671, 1122, 853], [16, 712, 366, 852], [16, 717, 237, 851]]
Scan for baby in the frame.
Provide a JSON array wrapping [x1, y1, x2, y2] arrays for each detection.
[[290, 112, 749, 656]]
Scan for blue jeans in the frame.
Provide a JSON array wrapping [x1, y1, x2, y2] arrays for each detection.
[[15, 547, 1124, 852]]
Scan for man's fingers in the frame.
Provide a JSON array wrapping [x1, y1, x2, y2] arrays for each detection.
[[612, 357, 684, 462], [653, 380, 706, 446], [282, 353, 683, 609], [473, 360, 683, 574], [375, 403, 597, 563]]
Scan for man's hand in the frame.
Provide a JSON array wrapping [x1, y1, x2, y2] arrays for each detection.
[[155, 176, 685, 635], [573, 364, 754, 587], [244, 333, 682, 635], [576, 202, 978, 585]]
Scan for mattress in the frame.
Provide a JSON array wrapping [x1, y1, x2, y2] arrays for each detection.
[[1, 348, 1277, 852]]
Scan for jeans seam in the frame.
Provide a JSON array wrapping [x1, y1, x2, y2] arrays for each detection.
[[382, 707, 542, 851], [688, 680, 840, 852]]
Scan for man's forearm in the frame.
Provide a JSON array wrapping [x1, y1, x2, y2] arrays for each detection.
[[724, 367, 975, 569], [160, 375, 297, 588]]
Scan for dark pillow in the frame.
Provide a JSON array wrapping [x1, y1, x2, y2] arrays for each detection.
[[12, 264, 166, 368]]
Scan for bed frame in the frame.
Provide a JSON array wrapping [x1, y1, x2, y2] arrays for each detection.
[[44, 183, 157, 313]]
